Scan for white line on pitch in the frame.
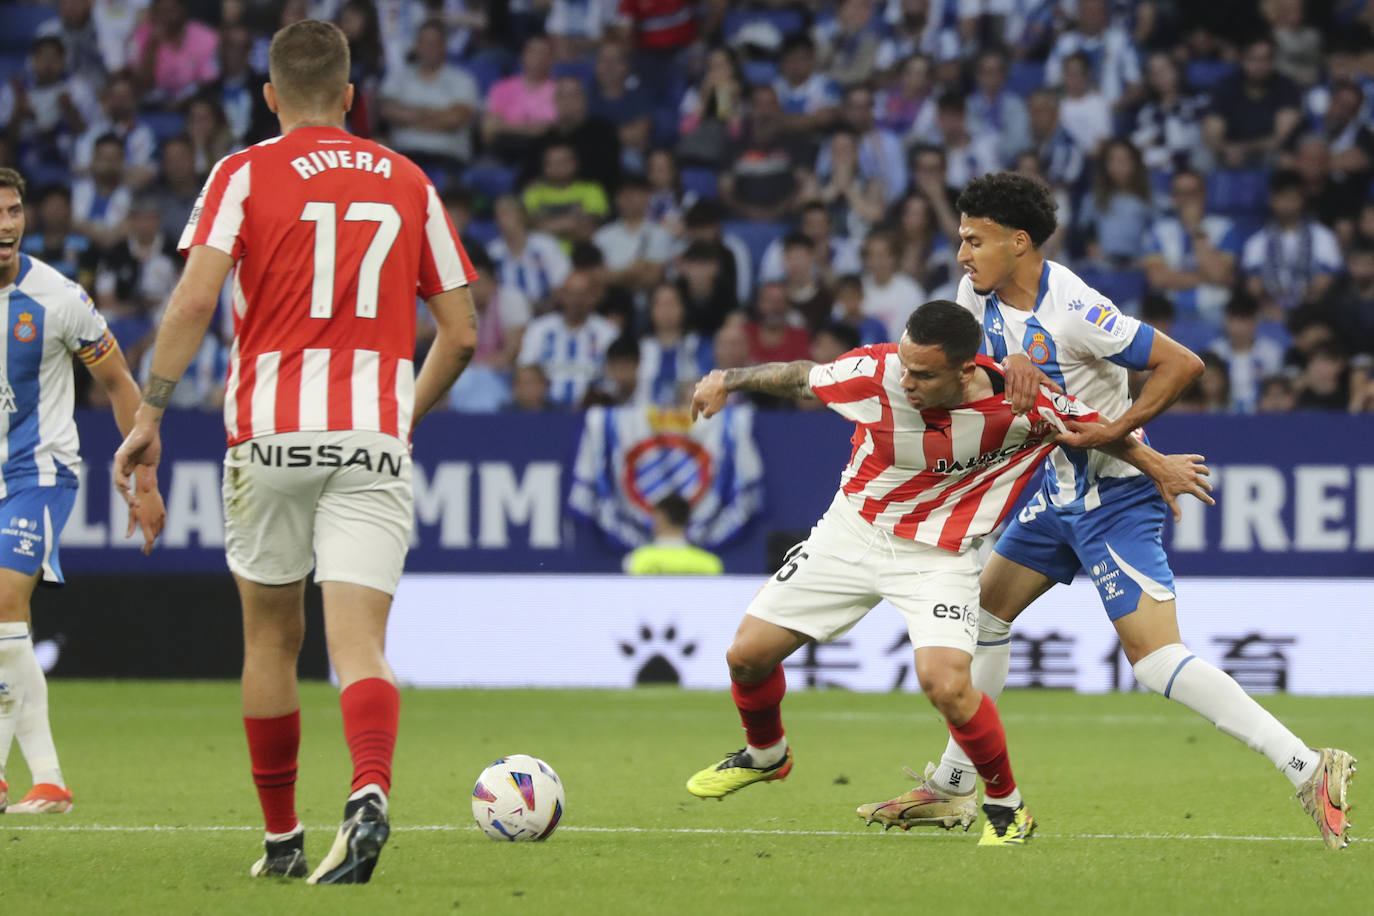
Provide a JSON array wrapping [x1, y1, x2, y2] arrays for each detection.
[[0, 823, 1327, 843]]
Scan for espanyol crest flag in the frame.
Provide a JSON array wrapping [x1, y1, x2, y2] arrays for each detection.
[[569, 404, 764, 548]]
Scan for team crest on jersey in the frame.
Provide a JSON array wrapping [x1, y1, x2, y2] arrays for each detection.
[[13, 312, 36, 343], [1027, 332, 1051, 364]]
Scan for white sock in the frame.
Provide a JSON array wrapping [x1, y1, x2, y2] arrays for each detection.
[[0, 622, 32, 783], [1133, 644, 1320, 789], [349, 782, 388, 813], [266, 822, 304, 842], [984, 787, 1022, 810], [747, 736, 787, 768], [932, 611, 1010, 794], [14, 636, 63, 787]]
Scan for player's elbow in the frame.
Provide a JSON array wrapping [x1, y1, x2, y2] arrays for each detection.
[[1180, 348, 1205, 384], [441, 323, 477, 366]]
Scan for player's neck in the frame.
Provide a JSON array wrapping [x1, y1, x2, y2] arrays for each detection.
[[279, 113, 346, 135], [994, 255, 1045, 312], [960, 366, 993, 404], [0, 262, 16, 289]]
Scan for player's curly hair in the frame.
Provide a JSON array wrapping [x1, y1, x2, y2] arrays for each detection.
[[956, 172, 1058, 248]]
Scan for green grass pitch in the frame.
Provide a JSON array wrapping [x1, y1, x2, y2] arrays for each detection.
[[1, 682, 1368, 915]]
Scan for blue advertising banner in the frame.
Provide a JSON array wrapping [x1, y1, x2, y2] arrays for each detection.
[[60, 409, 1372, 577]]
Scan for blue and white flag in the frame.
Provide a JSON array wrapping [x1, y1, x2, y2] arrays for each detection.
[[569, 404, 764, 548]]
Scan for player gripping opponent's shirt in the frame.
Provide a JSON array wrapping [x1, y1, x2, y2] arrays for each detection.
[[682, 300, 1196, 847], [956, 258, 1173, 618], [907, 171, 1354, 852]]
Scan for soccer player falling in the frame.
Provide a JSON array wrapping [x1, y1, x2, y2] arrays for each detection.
[[114, 21, 479, 882], [685, 299, 1212, 845], [881, 172, 1354, 849], [0, 167, 164, 816]]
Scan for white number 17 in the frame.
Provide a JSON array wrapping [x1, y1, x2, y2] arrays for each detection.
[[299, 200, 401, 319]]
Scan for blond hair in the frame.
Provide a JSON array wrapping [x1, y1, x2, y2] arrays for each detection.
[[268, 20, 351, 114]]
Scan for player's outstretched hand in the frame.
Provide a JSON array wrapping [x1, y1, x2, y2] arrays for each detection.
[[691, 370, 728, 421], [1002, 353, 1063, 415], [114, 420, 162, 511], [126, 465, 165, 554], [1151, 453, 1215, 522]]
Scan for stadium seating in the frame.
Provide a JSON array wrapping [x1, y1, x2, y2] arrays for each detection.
[[742, 60, 780, 86], [680, 167, 720, 200], [723, 219, 791, 279], [144, 111, 188, 144], [552, 59, 595, 90], [465, 53, 510, 96], [0, 4, 50, 54], [461, 164, 520, 199], [465, 218, 500, 245], [1185, 59, 1238, 91], [1006, 60, 1047, 97], [1206, 168, 1270, 221], [721, 7, 807, 46], [0, 50, 28, 82]]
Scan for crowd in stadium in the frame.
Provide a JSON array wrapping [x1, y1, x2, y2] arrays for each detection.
[[3, 0, 1373, 415]]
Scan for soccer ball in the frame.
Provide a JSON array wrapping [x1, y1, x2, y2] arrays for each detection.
[[471, 755, 566, 841]]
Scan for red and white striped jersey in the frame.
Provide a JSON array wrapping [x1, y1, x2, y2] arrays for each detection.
[[179, 126, 476, 446], [808, 345, 1100, 553]]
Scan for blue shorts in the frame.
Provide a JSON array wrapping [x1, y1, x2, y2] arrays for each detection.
[[0, 485, 77, 585], [994, 476, 1176, 620]]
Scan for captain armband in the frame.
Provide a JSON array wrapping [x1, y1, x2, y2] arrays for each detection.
[[76, 330, 117, 367]]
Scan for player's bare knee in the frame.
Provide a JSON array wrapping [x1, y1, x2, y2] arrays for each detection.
[[725, 643, 772, 684], [919, 668, 974, 717]]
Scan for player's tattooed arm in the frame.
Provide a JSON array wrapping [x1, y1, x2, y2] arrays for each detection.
[[691, 361, 818, 421], [141, 374, 177, 411], [723, 361, 819, 401]]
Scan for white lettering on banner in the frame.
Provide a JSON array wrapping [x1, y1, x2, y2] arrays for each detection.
[[385, 575, 1374, 693], [478, 462, 561, 548], [1220, 466, 1289, 550], [63, 466, 105, 547], [106, 462, 141, 550], [1294, 466, 1349, 551], [164, 462, 225, 548], [412, 462, 472, 547], [1359, 468, 1374, 550], [1171, 487, 1208, 552]]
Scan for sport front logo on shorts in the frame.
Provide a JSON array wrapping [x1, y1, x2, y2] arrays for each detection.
[[3, 515, 41, 557], [1090, 560, 1125, 601]]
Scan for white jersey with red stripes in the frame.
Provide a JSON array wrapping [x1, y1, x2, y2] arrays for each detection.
[[179, 125, 476, 446], [807, 346, 1100, 553]]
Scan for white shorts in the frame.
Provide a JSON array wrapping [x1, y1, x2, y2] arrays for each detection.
[[747, 492, 981, 654], [223, 430, 414, 595]]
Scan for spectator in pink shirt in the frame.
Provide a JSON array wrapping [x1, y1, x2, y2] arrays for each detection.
[[131, 0, 219, 106], [482, 34, 557, 158]]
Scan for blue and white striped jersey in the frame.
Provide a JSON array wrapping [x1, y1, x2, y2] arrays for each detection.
[[0, 255, 112, 497], [517, 312, 620, 408], [957, 260, 1156, 514]]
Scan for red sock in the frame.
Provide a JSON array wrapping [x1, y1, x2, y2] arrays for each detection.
[[244, 711, 300, 835], [341, 678, 400, 796], [947, 693, 1016, 799], [730, 665, 786, 748]]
